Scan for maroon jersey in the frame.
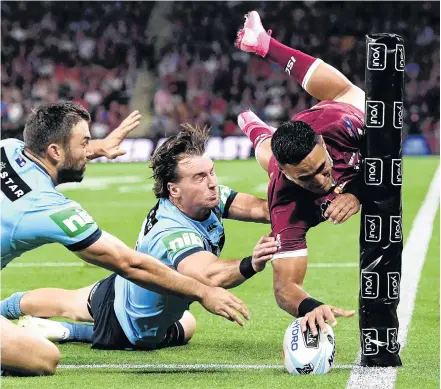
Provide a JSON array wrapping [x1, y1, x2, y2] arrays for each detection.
[[268, 100, 364, 259]]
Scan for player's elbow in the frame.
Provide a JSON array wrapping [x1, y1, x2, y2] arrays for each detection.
[[112, 248, 138, 279]]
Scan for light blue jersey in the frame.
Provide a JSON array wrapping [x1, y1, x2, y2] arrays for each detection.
[[114, 184, 237, 347], [1, 139, 102, 269]]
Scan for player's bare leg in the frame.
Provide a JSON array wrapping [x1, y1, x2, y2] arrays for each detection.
[[235, 11, 365, 112], [237, 110, 275, 173], [1, 316, 60, 376], [19, 284, 96, 322], [180, 310, 197, 343]]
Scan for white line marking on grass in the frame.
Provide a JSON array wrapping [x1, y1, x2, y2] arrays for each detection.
[[6, 262, 358, 269], [58, 363, 354, 370], [346, 166, 440, 389]]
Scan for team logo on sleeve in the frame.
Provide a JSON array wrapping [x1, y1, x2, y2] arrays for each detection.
[[50, 207, 95, 237], [162, 231, 204, 256]]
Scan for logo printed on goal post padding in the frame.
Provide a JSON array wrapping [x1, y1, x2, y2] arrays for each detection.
[[389, 216, 402, 243], [365, 215, 382, 242], [365, 101, 385, 128], [391, 159, 402, 186], [393, 101, 403, 129], [364, 158, 383, 185], [362, 328, 379, 356], [367, 43, 387, 70], [386, 328, 401, 354], [395, 44, 405, 71], [387, 272, 400, 299], [361, 272, 379, 299]]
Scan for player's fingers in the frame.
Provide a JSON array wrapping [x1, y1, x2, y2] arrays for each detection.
[[259, 242, 279, 250], [300, 315, 309, 333], [260, 236, 275, 243], [307, 314, 318, 336], [340, 209, 357, 224], [323, 306, 337, 327], [333, 204, 353, 224], [327, 201, 347, 223], [223, 306, 245, 326], [229, 296, 250, 320], [331, 306, 356, 318], [316, 313, 328, 334]]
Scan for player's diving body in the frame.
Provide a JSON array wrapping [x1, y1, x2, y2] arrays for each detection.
[[0, 104, 251, 376], [2, 125, 277, 351], [235, 11, 366, 334]]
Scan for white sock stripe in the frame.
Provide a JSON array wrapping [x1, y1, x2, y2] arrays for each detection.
[[302, 59, 323, 90]]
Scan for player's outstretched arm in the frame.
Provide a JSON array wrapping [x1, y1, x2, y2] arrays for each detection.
[[88, 110, 142, 160], [76, 231, 250, 326], [272, 256, 355, 335], [226, 193, 270, 223], [178, 236, 277, 289], [235, 11, 365, 112]]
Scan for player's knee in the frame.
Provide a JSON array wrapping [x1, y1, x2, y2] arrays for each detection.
[[180, 311, 196, 343]]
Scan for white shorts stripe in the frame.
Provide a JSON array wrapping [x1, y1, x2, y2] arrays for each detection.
[[271, 249, 308, 261]]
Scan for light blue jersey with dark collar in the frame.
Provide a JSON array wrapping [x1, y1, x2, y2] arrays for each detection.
[[1, 138, 102, 269], [114, 185, 237, 347]]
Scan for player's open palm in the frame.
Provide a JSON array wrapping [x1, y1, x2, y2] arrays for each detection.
[[252, 235, 278, 272], [102, 110, 142, 159], [200, 287, 250, 326], [325, 193, 360, 225], [300, 304, 355, 336]]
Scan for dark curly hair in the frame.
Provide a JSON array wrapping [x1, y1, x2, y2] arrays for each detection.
[[150, 124, 210, 198]]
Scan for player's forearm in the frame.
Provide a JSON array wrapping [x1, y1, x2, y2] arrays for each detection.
[[274, 282, 309, 317], [205, 260, 247, 289], [124, 252, 210, 301], [229, 195, 271, 224], [266, 38, 353, 101]]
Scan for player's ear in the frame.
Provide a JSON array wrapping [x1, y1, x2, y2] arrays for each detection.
[[46, 143, 64, 164], [168, 182, 180, 198]]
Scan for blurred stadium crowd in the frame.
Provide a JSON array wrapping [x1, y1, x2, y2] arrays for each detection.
[[1, 2, 439, 152]]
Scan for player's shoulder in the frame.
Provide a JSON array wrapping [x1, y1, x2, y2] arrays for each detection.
[[1, 138, 23, 150]]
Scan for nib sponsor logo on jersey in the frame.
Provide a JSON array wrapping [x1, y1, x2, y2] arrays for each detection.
[[365, 101, 385, 128], [364, 158, 383, 185], [163, 231, 204, 256], [367, 43, 387, 70], [285, 56, 296, 76], [361, 271, 379, 299], [365, 215, 382, 242], [395, 44, 405, 71], [50, 207, 95, 237], [389, 216, 402, 243]]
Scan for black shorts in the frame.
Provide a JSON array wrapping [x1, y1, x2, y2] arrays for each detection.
[[87, 274, 186, 350]]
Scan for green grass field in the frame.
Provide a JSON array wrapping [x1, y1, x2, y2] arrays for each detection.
[[2, 157, 439, 389]]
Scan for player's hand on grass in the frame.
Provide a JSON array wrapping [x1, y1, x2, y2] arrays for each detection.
[[300, 304, 355, 336], [200, 287, 250, 326], [251, 235, 278, 272], [325, 193, 360, 224], [99, 110, 142, 159]]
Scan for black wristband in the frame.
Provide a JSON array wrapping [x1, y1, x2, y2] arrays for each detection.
[[239, 256, 257, 279], [298, 297, 324, 317]]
